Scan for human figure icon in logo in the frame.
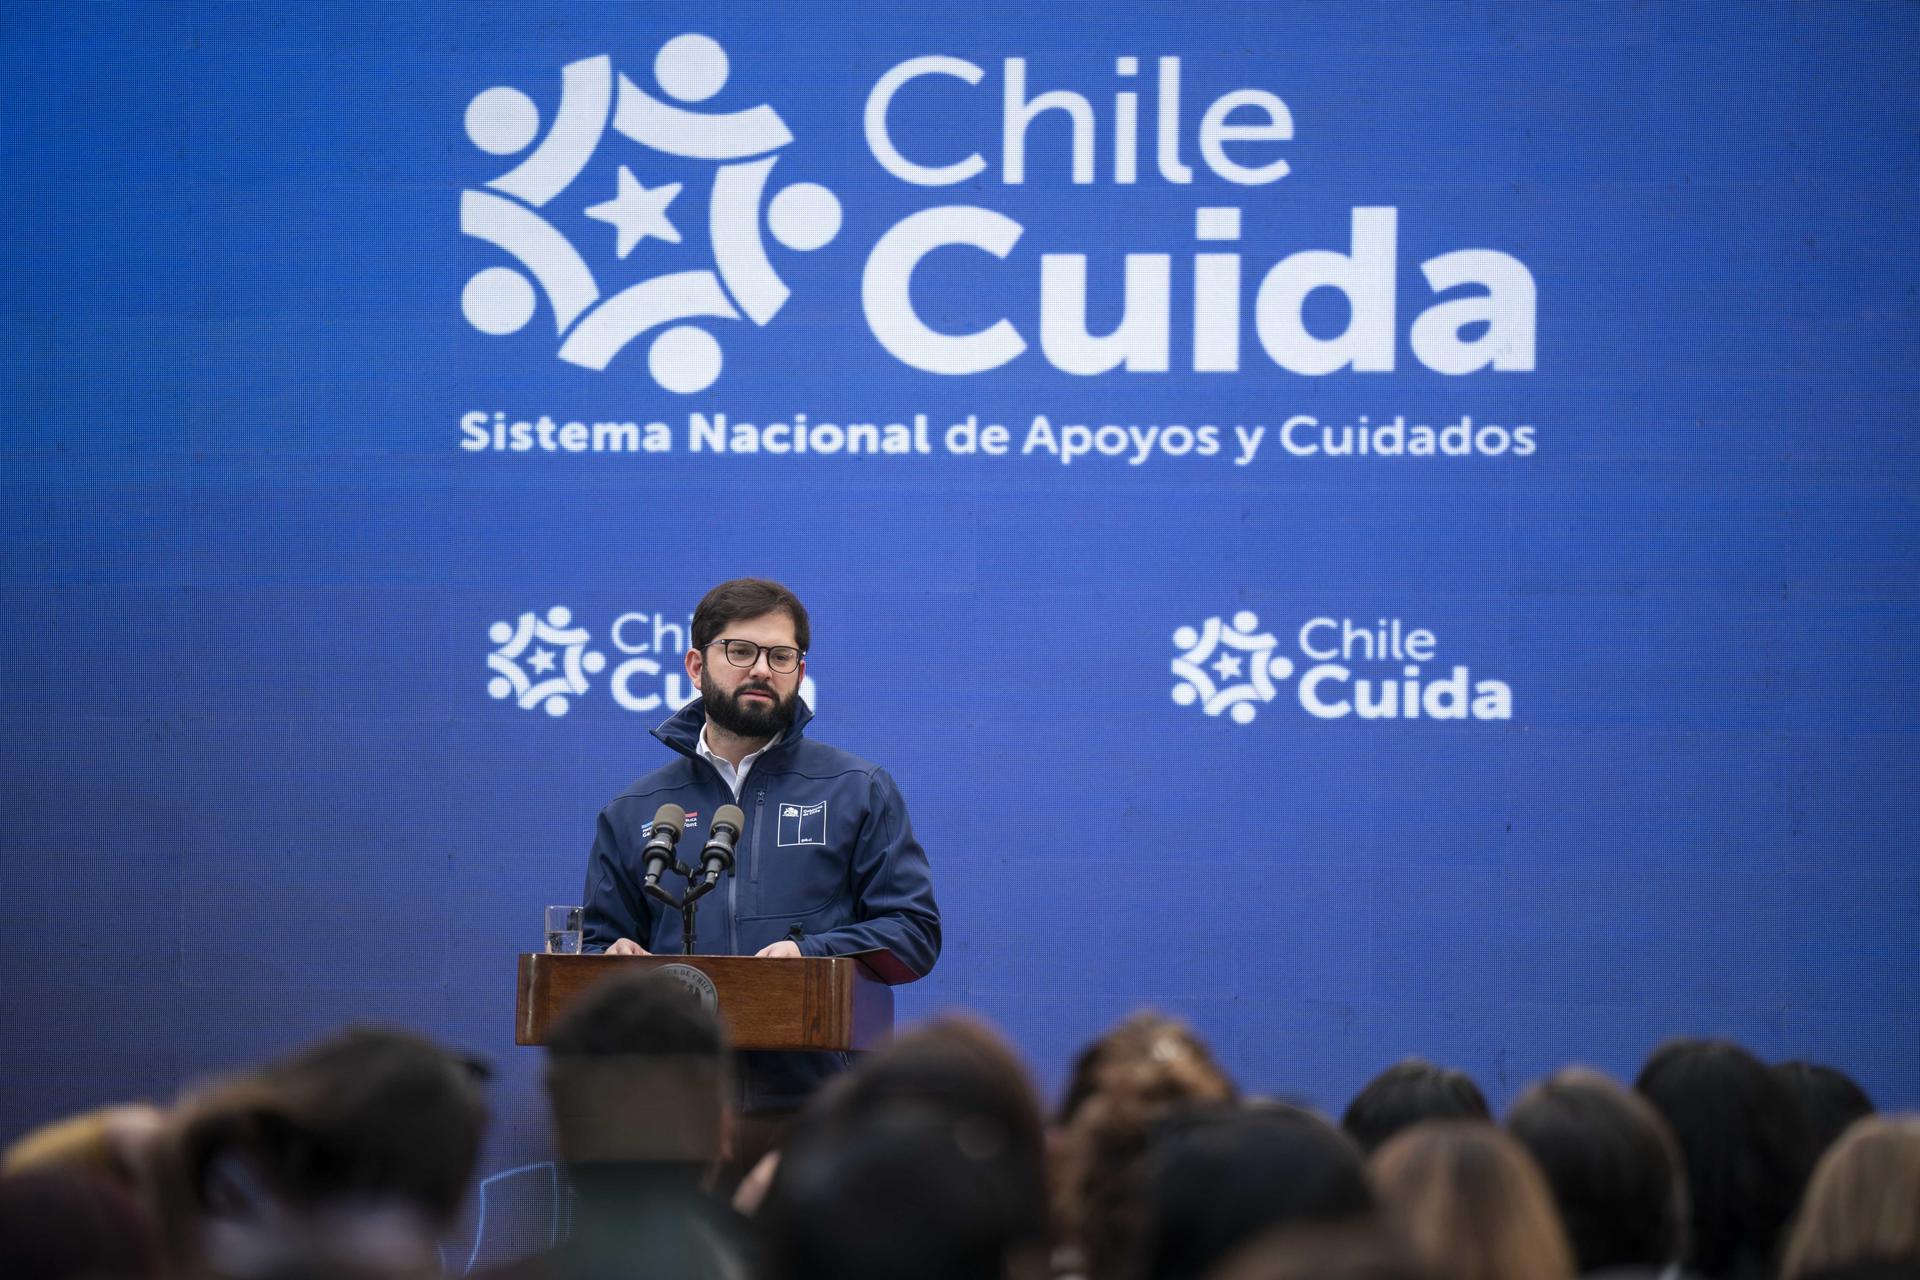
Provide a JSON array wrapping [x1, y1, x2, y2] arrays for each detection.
[[1172, 611, 1296, 724], [460, 36, 843, 393], [487, 606, 608, 718]]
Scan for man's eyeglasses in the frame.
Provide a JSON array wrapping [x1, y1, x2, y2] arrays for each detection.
[[707, 639, 804, 673]]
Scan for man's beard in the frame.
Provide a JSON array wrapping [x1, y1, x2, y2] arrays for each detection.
[[702, 678, 796, 740]]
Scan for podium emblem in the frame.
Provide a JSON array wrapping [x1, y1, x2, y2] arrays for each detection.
[[656, 962, 720, 1012]]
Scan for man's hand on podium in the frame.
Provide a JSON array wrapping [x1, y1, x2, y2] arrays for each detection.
[[601, 937, 797, 957]]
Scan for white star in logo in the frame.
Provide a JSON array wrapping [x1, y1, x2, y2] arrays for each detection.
[[1211, 652, 1243, 681], [528, 647, 557, 674], [584, 166, 682, 258]]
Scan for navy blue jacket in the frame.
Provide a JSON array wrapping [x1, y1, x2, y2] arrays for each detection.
[[581, 697, 941, 1109]]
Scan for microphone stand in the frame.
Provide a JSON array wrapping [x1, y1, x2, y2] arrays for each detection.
[[678, 875, 719, 957], [645, 856, 717, 957]]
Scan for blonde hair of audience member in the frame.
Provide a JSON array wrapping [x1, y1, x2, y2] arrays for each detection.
[[1053, 1011, 1237, 1280], [1371, 1120, 1576, 1280], [1780, 1114, 1920, 1280], [1, 1102, 165, 1193]]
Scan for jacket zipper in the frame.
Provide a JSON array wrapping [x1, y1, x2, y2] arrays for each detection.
[[751, 788, 767, 883], [691, 756, 738, 958], [725, 843, 738, 957]]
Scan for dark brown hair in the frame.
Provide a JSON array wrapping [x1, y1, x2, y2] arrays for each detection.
[[543, 969, 731, 1171], [690, 578, 810, 653], [1506, 1066, 1688, 1274], [761, 1016, 1051, 1280], [1053, 1012, 1237, 1280], [1210, 1224, 1432, 1280], [148, 1026, 487, 1273], [1342, 1057, 1491, 1156], [1636, 1037, 1815, 1280], [1056, 1010, 1233, 1127]]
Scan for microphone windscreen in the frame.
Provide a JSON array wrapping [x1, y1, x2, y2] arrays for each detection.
[[651, 803, 686, 838], [713, 803, 745, 835]]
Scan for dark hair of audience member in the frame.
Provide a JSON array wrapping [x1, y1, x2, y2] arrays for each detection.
[[1506, 1066, 1688, 1275], [543, 967, 731, 1182], [1779, 1115, 1920, 1280], [763, 1104, 1047, 1280], [1138, 1102, 1374, 1280], [759, 1016, 1050, 1280], [527, 970, 746, 1280], [1372, 1120, 1577, 1280], [1791, 1265, 1920, 1280], [148, 1025, 488, 1276], [1055, 1010, 1233, 1127], [1776, 1061, 1875, 1161], [1053, 1013, 1237, 1280], [1635, 1037, 1815, 1280], [809, 1013, 1047, 1187], [0, 1167, 159, 1280], [1208, 1224, 1434, 1280], [1341, 1057, 1492, 1156]]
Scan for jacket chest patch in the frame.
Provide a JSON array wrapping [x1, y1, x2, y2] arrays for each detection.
[[776, 802, 828, 847]]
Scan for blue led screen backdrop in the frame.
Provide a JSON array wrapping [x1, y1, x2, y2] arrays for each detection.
[[3, 3, 1917, 1267]]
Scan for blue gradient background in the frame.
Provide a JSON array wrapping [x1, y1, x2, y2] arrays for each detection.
[[4, 2, 1916, 1266]]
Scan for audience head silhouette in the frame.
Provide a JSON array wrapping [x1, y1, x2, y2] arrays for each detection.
[[760, 1016, 1049, 1280], [1780, 1114, 1920, 1280], [1138, 1101, 1374, 1280], [543, 967, 731, 1177], [149, 1025, 488, 1278], [1372, 1120, 1576, 1280], [1342, 1057, 1492, 1156], [1636, 1037, 1816, 1280], [15, 998, 1912, 1280], [1506, 1065, 1688, 1275], [1776, 1060, 1876, 1162]]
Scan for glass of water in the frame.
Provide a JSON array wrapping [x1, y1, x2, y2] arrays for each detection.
[[545, 905, 583, 954]]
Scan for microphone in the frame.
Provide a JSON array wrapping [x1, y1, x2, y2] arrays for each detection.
[[640, 804, 686, 892], [679, 804, 741, 907], [695, 804, 745, 892]]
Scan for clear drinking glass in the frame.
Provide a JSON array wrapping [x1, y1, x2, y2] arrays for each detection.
[[545, 904, 583, 954]]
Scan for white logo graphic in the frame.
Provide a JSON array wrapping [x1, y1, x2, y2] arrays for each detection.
[[777, 801, 828, 846], [1172, 612, 1515, 724], [461, 34, 843, 391], [487, 606, 607, 717], [1171, 611, 1296, 725]]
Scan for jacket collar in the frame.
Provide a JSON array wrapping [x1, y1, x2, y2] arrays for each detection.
[[652, 695, 813, 761]]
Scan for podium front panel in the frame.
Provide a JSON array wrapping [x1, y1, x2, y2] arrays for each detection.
[[516, 953, 893, 1051]]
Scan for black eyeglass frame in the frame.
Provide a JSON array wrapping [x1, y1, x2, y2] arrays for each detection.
[[705, 638, 805, 673]]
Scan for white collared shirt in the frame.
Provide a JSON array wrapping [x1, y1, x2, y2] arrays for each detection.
[[696, 724, 769, 800]]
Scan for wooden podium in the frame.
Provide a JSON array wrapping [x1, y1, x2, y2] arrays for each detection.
[[516, 953, 894, 1051]]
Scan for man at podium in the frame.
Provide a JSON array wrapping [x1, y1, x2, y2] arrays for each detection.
[[579, 578, 942, 1116]]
